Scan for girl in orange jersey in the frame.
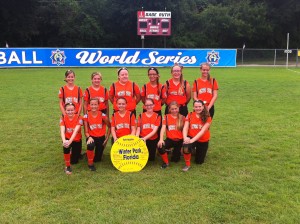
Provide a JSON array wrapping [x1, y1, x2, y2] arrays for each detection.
[[111, 97, 136, 142], [109, 67, 141, 116], [58, 70, 83, 115], [141, 67, 167, 116], [83, 98, 111, 170], [136, 98, 161, 161], [192, 62, 219, 118], [182, 100, 212, 172], [165, 63, 191, 117], [157, 101, 185, 169], [83, 72, 109, 115], [60, 103, 83, 175]]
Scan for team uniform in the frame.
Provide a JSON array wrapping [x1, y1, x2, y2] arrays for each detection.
[[140, 83, 167, 115], [158, 114, 185, 164], [83, 86, 109, 113], [83, 112, 108, 163], [111, 110, 136, 139], [60, 114, 83, 165], [137, 112, 161, 161], [165, 79, 190, 116], [109, 81, 140, 114], [183, 112, 212, 164], [58, 85, 83, 114], [193, 78, 219, 118]]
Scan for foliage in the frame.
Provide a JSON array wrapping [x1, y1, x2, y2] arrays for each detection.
[[0, 0, 299, 48]]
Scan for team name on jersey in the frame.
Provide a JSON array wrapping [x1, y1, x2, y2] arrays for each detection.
[[142, 123, 155, 129], [191, 124, 203, 129], [65, 97, 78, 103], [117, 91, 132, 97], [147, 94, 160, 101], [89, 124, 103, 130], [168, 125, 176, 131], [170, 91, 184, 96], [66, 128, 74, 133], [199, 88, 212, 94], [116, 123, 130, 129]]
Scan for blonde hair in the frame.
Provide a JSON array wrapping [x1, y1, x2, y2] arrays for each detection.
[[171, 63, 185, 95], [168, 101, 184, 130], [91, 72, 102, 80], [200, 62, 211, 81]]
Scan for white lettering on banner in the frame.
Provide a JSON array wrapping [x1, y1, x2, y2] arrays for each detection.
[[141, 51, 196, 65], [33, 51, 43, 64], [8, 52, 21, 64], [76, 51, 141, 65], [0, 52, 6, 64], [0, 51, 43, 65]]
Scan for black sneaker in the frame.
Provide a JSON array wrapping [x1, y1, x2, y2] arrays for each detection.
[[88, 165, 96, 171], [161, 163, 169, 169], [64, 166, 72, 175]]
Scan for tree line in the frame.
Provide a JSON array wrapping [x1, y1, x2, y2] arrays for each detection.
[[0, 0, 299, 48]]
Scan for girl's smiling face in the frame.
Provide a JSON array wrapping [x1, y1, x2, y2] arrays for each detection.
[[92, 74, 101, 87], [65, 73, 75, 84], [117, 98, 127, 111], [118, 70, 129, 84], [90, 99, 99, 112]]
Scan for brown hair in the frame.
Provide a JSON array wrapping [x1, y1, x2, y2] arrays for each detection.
[[193, 100, 210, 123], [89, 98, 99, 105], [148, 67, 161, 96], [64, 69, 75, 82]]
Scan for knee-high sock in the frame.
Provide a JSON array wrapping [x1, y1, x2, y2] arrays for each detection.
[[64, 153, 71, 167], [86, 150, 94, 165], [183, 153, 191, 166], [160, 153, 169, 164]]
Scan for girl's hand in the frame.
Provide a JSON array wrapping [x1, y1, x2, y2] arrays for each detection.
[[157, 140, 165, 148], [87, 137, 94, 144], [63, 140, 70, 148], [183, 137, 191, 144]]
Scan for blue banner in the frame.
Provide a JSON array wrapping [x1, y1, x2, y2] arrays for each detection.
[[0, 48, 236, 67]]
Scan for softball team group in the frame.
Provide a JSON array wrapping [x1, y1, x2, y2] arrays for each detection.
[[59, 63, 219, 175]]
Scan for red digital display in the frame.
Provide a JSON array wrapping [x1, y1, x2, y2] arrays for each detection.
[[137, 11, 171, 36]]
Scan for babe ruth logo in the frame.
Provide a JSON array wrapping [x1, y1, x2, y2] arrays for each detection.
[[50, 49, 67, 66], [111, 135, 149, 172], [206, 50, 220, 66]]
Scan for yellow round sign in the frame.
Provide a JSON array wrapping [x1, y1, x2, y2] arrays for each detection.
[[110, 135, 149, 172]]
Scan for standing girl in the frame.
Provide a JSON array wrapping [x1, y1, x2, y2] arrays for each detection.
[[157, 101, 185, 169], [109, 67, 140, 116], [58, 70, 83, 115], [60, 103, 83, 175], [111, 97, 136, 143], [141, 67, 167, 116], [165, 63, 191, 117], [83, 72, 109, 115], [136, 98, 161, 161], [182, 100, 212, 172], [83, 98, 111, 171], [193, 62, 219, 118]]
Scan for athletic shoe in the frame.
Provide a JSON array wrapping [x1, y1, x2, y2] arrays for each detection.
[[64, 166, 72, 175], [88, 165, 96, 171], [182, 166, 190, 172], [161, 163, 169, 169]]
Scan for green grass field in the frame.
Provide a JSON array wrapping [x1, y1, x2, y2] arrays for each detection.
[[0, 67, 299, 223]]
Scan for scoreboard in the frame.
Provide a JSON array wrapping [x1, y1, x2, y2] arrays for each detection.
[[137, 11, 171, 36]]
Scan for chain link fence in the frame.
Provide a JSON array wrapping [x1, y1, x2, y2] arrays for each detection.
[[236, 48, 299, 67]]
